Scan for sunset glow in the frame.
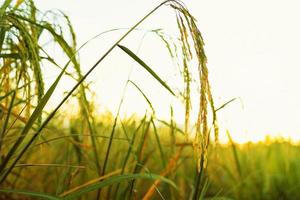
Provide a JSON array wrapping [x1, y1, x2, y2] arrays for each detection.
[[34, 0, 300, 144]]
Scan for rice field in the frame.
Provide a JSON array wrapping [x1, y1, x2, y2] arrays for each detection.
[[0, 0, 299, 199]]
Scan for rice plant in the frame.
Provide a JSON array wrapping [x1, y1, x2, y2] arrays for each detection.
[[1, 0, 299, 200]]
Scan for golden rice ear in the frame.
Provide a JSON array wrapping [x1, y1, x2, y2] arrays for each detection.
[[0, 0, 217, 199], [170, 2, 218, 199], [171, 1, 217, 167]]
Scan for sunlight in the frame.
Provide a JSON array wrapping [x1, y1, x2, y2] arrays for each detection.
[[2, 1, 300, 199], [34, 0, 300, 144]]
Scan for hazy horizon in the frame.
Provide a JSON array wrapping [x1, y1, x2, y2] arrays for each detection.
[[34, 0, 300, 143]]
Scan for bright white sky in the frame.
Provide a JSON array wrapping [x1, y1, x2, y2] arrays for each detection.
[[34, 0, 300, 143]]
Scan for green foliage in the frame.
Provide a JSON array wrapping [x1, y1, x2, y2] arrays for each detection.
[[206, 141, 300, 200], [63, 173, 177, 200], [0, 188, 62, 200], [1, 1, 297, 200], [117, 44, 175, 96]]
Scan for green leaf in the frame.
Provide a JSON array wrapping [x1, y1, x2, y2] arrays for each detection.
[[64, 173, 177, 200], [0, 188, 62, 200], [129, 80, 155, 113], [215, 98, 237, 112], [0, 53, 20, 59], [117, 44, 175, 96], [0, 58, 69, 182], [0, 0, 12, 17], [151, 118, 166, 167]]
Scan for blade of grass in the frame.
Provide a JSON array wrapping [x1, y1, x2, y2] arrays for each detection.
[[226, 130, 242, 179], [0, 0, 12, 17], [127, 118, 152, 199], [63, 173, 177, 200], [157, 119, 184, 135], [113, 116, 146, 199], [129, 80, 155, 114], [142, 147, 183, 200], [193, 153, 205, 200], [169, 106, 176, 154], [60, 168, 122, 197], [0, 188, 63, 200], [215, 98, 237, 112], [118, 44, 175, 96], [199, 179, 210, 200], [151, 118, 166, 167], [0, 91, 16, 152], [0, 69, 23, 152]]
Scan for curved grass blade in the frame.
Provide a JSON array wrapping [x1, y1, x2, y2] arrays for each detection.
[[150, 118, 166, 167], [0, 91, 16, 152], [129, 80, 155, 114], [215, 98, 237, 112], [226, 130, 242, 179], [63, 173, 177, 200], [112, 116, 146, 199], [156, 119, 184, 135], [0, 188, 62, 200], [117, 44, 175, 96]]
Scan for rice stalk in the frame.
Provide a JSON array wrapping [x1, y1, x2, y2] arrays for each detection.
[[0, 0, 218, 199]]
